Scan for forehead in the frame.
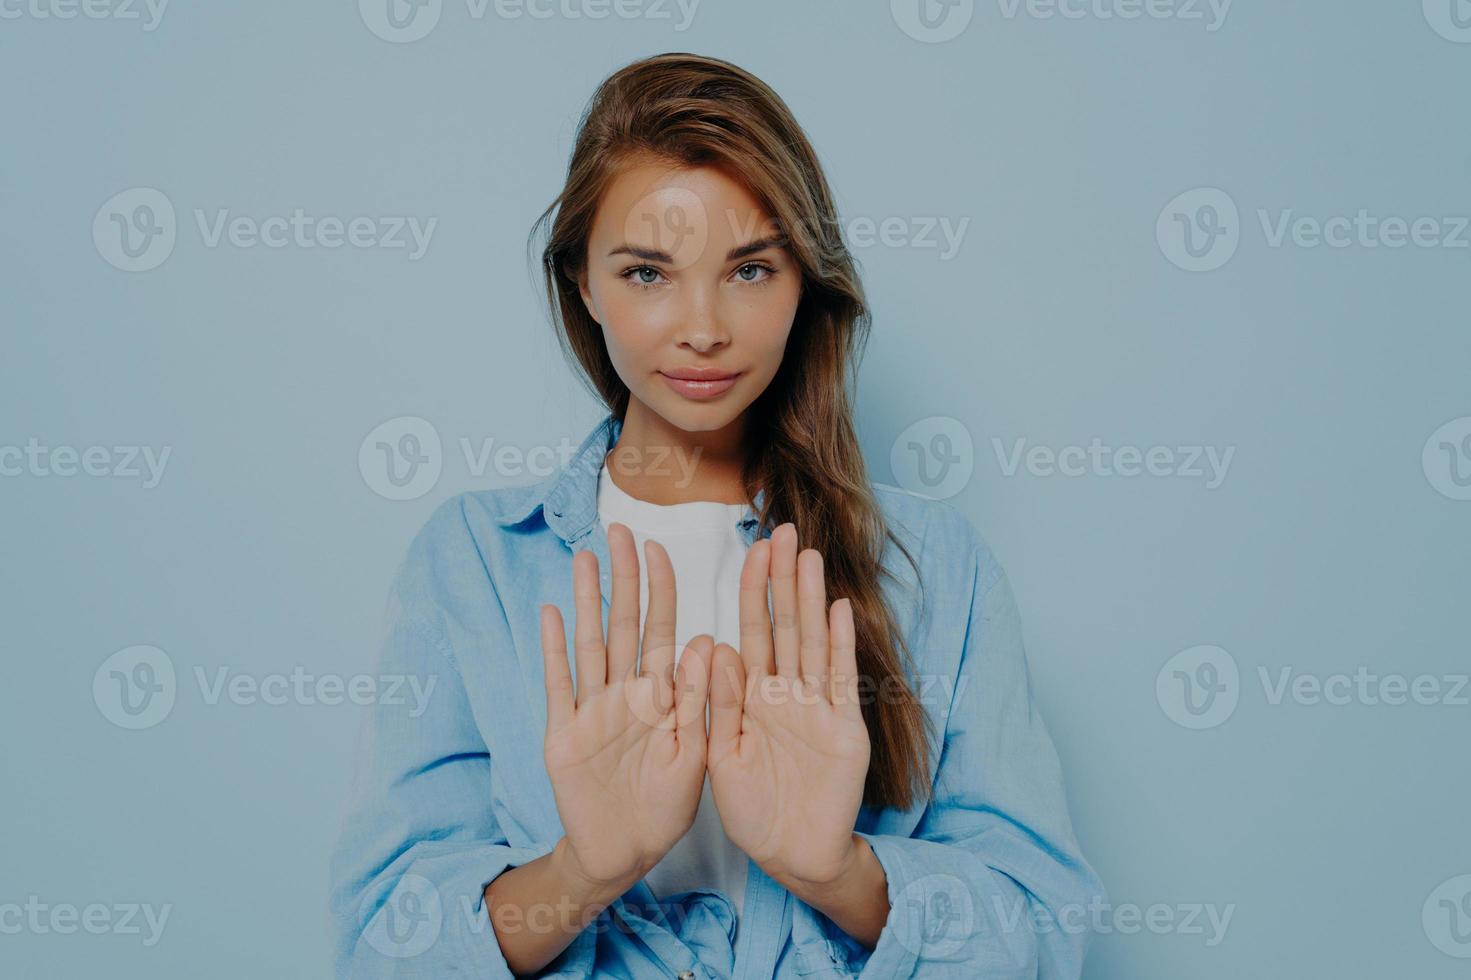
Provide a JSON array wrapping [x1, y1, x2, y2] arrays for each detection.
[[591, 157, 774, 244]]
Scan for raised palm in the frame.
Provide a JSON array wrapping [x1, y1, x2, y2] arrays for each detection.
[[706, 523, 872, 888], [539, 522, 714, 887]]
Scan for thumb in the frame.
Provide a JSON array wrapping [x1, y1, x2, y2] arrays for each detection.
[[674, 634, 715, 749], [708, 642, 745, 760]]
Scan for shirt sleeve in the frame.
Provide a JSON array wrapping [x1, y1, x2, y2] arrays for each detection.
[[827, 513, 1107, 979], [326, 529, 563, 979]]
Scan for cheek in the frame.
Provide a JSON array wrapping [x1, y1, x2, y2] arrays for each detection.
[[733, 288, 800, 363], [595, 291, 667, 373], [594, 276, 679, 333]]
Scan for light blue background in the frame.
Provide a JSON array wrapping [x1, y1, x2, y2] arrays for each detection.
[[3, 1, 1469, 977]]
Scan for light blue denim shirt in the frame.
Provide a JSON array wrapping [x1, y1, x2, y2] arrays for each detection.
[[328, 410, 1105, 979]]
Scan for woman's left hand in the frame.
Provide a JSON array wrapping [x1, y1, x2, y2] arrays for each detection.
[[706, 522, 873, 890]]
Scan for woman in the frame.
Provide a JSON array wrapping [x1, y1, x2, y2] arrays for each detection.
[[329, 52, 1104, 979]]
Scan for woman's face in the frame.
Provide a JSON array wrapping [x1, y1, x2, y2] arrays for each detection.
[[578, 157, 803, 435]]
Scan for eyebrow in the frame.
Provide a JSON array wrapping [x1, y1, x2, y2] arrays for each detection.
[[606, 235, 788, 264]]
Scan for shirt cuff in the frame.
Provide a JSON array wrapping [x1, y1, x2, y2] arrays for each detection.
[[840, 830, 1038, 979], [353, 839, 580, 979]]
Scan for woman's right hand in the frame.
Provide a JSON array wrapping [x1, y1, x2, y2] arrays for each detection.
[[539, 521, 714, 891]]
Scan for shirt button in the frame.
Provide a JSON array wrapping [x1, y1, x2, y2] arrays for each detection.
[[676, 971, 696, 980]]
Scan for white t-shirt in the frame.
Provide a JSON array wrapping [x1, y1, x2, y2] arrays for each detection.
[[596, 460, 750, 921]]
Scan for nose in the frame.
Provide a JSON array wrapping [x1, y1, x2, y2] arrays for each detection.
[[676, 281, 730, 354]]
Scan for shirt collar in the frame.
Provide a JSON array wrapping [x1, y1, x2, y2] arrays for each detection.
[[494, 410, 768, 544]]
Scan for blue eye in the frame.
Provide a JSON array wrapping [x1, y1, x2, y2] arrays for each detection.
[[734, 262, 775, 284], [619, 262, 777, 290], [620, 265, 665, 290]]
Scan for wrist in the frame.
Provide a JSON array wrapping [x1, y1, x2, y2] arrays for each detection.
[[780, 835, 891, 952], [552, 837, 643, 904], [772, 834, 873, 902]]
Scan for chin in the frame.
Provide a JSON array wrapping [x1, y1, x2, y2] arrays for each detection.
[[651, 396, 744, 434]]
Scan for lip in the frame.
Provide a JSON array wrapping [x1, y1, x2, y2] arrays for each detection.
[[659, 369, 740, 400]]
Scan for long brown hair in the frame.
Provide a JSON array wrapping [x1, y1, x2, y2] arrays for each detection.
[[529, 52, 934, 812]]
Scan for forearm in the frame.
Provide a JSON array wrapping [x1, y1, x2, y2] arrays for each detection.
[[775, 833, 890, 951], [484, 835, 637, 977]]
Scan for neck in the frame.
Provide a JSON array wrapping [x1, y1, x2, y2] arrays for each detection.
[[606, 398, 750, 505]]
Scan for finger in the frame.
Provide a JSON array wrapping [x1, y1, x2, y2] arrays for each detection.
[[829, 598, 862, 722], [540, 603, 574, 731], [738, 537, 774, 677], [708, 642, 746, 759], [571, 548, 605, 707], [674, 634, 714, 750], [605, 522, 641, 685], [640, 537, 678, 685], [768, 523, 801, 679], [796, 548, 830, 692]]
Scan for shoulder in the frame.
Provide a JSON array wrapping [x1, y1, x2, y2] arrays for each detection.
[[389, 481, 555, 612], [401, 480, 547, 554], [870, 481, 1010, 602]]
